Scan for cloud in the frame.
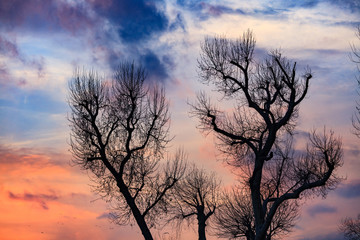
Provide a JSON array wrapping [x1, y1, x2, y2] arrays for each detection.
[[336, 180, 360, 199], [298, 231, 344, 240], [198, 3, 242, 18], [0, 35, 19, 58], [0, 34, 46, 87], [175, 0, 293, 20], [175, 0, 359, 29], [141, 49, 169, 82], [307, 204, 337, 217], [1, 0, 175, 83], [274, 0, 321, 9], [96, 212, 116, 220], [88, 0, 174, 82], [176, 0, 244, 20], [169, 12, 186, 32], [0, 145, 46, 166], [0, 0, 96, 34], [327, 0, 360, 13], [91, 0, 168, 43], [0, 63, 11, 85], [55, 1, 97, 35], [8, 191, 59, 210], [0, 0, 95, 86], [0, 145, 69, 169], [105, 47, 172, 82], [260, 0, 360, 13]]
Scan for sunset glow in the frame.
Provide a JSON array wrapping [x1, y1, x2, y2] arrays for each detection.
[[1, 0, 360, 239]]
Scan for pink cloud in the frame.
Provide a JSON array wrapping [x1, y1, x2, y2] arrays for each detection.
[[0, 0, 98, 34], [0, 34, 46, 85], [56, 2, 97, 35]]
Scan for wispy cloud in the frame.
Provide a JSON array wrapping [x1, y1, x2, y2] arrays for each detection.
[[0, 34, 46, 87], [0, 145, 71, 173], [0, 0, 95, 34], [0, 35, 19, 58], [298, 231, 344, 240], [336, 180, 360, 199], [307, 204, 337, 217], [8, 191, 59, 210], [96, 212, 116, 220]]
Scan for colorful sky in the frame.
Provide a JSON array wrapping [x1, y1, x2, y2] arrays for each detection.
[[0, 0, 360, 239]]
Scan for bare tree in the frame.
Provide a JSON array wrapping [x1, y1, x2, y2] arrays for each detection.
[[169, 164, 221, 240], [68, 63, 186, 240], [340, 214, 360, 240], [215, 187, 298, 240], [343, 25, 360, 240], [352, 26, 360, 137], [192, 30, 343, 240]]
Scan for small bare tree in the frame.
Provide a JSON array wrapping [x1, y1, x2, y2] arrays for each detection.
[[192, 30, 343, 240], [68, 63, 186, 240], [340, 214, 360, 240], [215, 187, 298, 240], [170, 165, 221, 240]]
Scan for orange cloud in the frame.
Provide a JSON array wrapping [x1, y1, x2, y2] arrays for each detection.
[[0, 145, 143, 240]]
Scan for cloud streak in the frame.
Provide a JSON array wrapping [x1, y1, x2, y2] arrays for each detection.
[[298, 232, 344, 240], [307, 204, 337, 217], [96, 212, 116, 220], [336, 180, 360, 199], [8, 191, 59, 210], [0, 34, 46, 87], [0, 35, 19, 58], [0, 0, 95, 34]]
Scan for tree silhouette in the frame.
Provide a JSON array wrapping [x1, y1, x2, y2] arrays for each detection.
[[340, 214, 360, 240], [351, 25, 360, 137], [192, 30, 343, 240], [343, 26, 360, 240], [214, 187, 298, 240], [68, 63, 186, 240], [169, 165, 221, 240]]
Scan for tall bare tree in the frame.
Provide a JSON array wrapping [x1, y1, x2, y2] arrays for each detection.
[[345, 25, 360, 240], [68, 63, 186, 240], [340, 214, 360, 240], [351, 25, 360, 137], [170, 165, 221, 240], [192, 30, 343, 240], [214, 187, 298, 240]]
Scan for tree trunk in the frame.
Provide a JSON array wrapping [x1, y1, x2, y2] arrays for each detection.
[[118, 180, 153, 240], [197, 207, 207, 240], [198, 221, 206, 240], [245, 229, 255, 240], [250, 157, 265, 240]]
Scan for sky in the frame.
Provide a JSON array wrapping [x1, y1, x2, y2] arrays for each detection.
[[0, 0, 360, 239]]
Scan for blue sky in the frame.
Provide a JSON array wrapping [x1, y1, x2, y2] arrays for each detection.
[[0, 0, 359, 239]]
